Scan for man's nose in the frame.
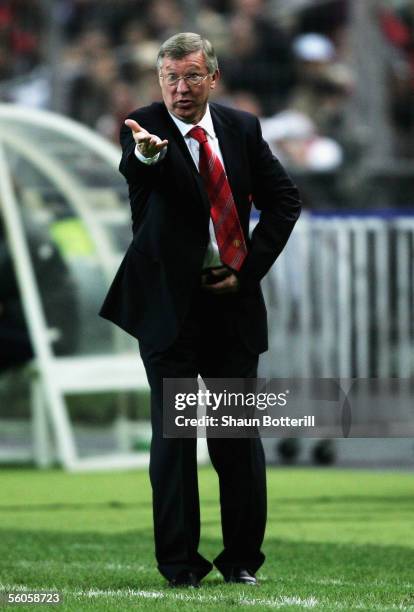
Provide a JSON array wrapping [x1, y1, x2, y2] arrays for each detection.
[[176, 77, 190, 93]]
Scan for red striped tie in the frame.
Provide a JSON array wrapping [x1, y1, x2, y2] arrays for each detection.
[[188, 126, 247, 272]]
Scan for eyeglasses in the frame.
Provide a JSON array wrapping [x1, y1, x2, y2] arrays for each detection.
[[160, 73, 210, 87]]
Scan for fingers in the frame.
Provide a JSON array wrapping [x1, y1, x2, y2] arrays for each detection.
[[201, 266, 228, 288], [136, 133, 168, 158], [136, 132, 153, 146], [203, 273, 239, 294], [210, 268, 231, 279], [125, 118, 168, 157], [137, 133, 167, 148], [125, 119, 167, 145], [124, 119, 145, 133]]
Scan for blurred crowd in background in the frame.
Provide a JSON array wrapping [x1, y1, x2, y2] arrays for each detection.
[[1, 0, 414, 207]]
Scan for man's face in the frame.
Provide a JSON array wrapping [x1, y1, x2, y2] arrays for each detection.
[[159, 50, 219, 124]]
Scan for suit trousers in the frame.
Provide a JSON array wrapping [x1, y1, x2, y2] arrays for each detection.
[[138, 287, 267, 581]]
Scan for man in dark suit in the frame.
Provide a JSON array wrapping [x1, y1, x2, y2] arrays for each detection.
[[99, 32, 301, 588]]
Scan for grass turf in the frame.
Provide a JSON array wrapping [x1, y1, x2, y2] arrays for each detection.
[[0, 466, 413, 611]]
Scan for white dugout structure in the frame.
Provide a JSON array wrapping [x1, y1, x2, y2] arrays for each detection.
[[0, 105, 413, 469], [0, 105, 147, 470]]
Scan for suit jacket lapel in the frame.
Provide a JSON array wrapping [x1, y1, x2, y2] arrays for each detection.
[[158, 104, 211, 218], [156, 103, 245, 217]]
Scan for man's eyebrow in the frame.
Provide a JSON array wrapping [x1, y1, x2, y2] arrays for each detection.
[[165, 63, 202, 70], [164, 68, 203, 75]]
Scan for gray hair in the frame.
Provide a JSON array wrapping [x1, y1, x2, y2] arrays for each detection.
[[157, 32, 218, 74]]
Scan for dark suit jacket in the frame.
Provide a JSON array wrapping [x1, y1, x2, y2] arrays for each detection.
[[99, 102, 301, 353]]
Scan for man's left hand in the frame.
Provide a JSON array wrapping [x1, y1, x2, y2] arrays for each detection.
[[202, 268, 239, 294]]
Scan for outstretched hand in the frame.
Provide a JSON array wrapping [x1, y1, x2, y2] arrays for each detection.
[[125, 119, 168, 158]]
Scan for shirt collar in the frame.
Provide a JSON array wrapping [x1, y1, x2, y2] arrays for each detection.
[[167, 105, 216, 140]]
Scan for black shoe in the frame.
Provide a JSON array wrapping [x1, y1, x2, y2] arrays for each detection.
[[224, 568, 257, 585], [168, 571, 200, 588]]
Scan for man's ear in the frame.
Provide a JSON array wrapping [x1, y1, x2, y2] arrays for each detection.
[[210, 69, 220, 89]]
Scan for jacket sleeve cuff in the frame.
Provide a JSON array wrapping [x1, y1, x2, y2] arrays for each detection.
[[134, 145, 167, 165]]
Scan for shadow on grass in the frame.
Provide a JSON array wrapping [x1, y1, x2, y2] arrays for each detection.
[[0, 501, 153, 512], [1, 494, 414, 514]]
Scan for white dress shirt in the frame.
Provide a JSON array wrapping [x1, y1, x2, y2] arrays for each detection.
[[134, 105, 224, 269]]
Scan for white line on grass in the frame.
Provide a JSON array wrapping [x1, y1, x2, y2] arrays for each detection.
[[281, 575, 414, 590], [3, 585, 413, 610], [0, 585, 319, 608], [10, 560, 151, 572], [72, 588, 320, 608], [9, 563, 413, 593]]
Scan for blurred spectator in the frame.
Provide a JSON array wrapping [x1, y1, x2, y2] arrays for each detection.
[[61, 0, 147, 45], [146, 0, 184, 40], [67, 51, 118, 127], [261, 109, 343, 173], [96, 80, 138, 143], [294, 0, 349, 55], [220, 0, 296, 114], [380, 0, 414, 157], [226, 91, 263, 116], [261, 106, 348, 209], [265, 29, 357, 208], [0, 0, 44, 78], [289, 33, 354, 143]]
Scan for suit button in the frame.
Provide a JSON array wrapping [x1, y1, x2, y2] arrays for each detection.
[[233, 239, 241, 248]]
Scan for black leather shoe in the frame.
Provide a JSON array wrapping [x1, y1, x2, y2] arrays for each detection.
[[224, 568, 257, 585], [168, 571, 200, 588]]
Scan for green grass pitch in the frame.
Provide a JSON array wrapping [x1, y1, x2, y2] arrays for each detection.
[[0, 466, 413, 611]]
